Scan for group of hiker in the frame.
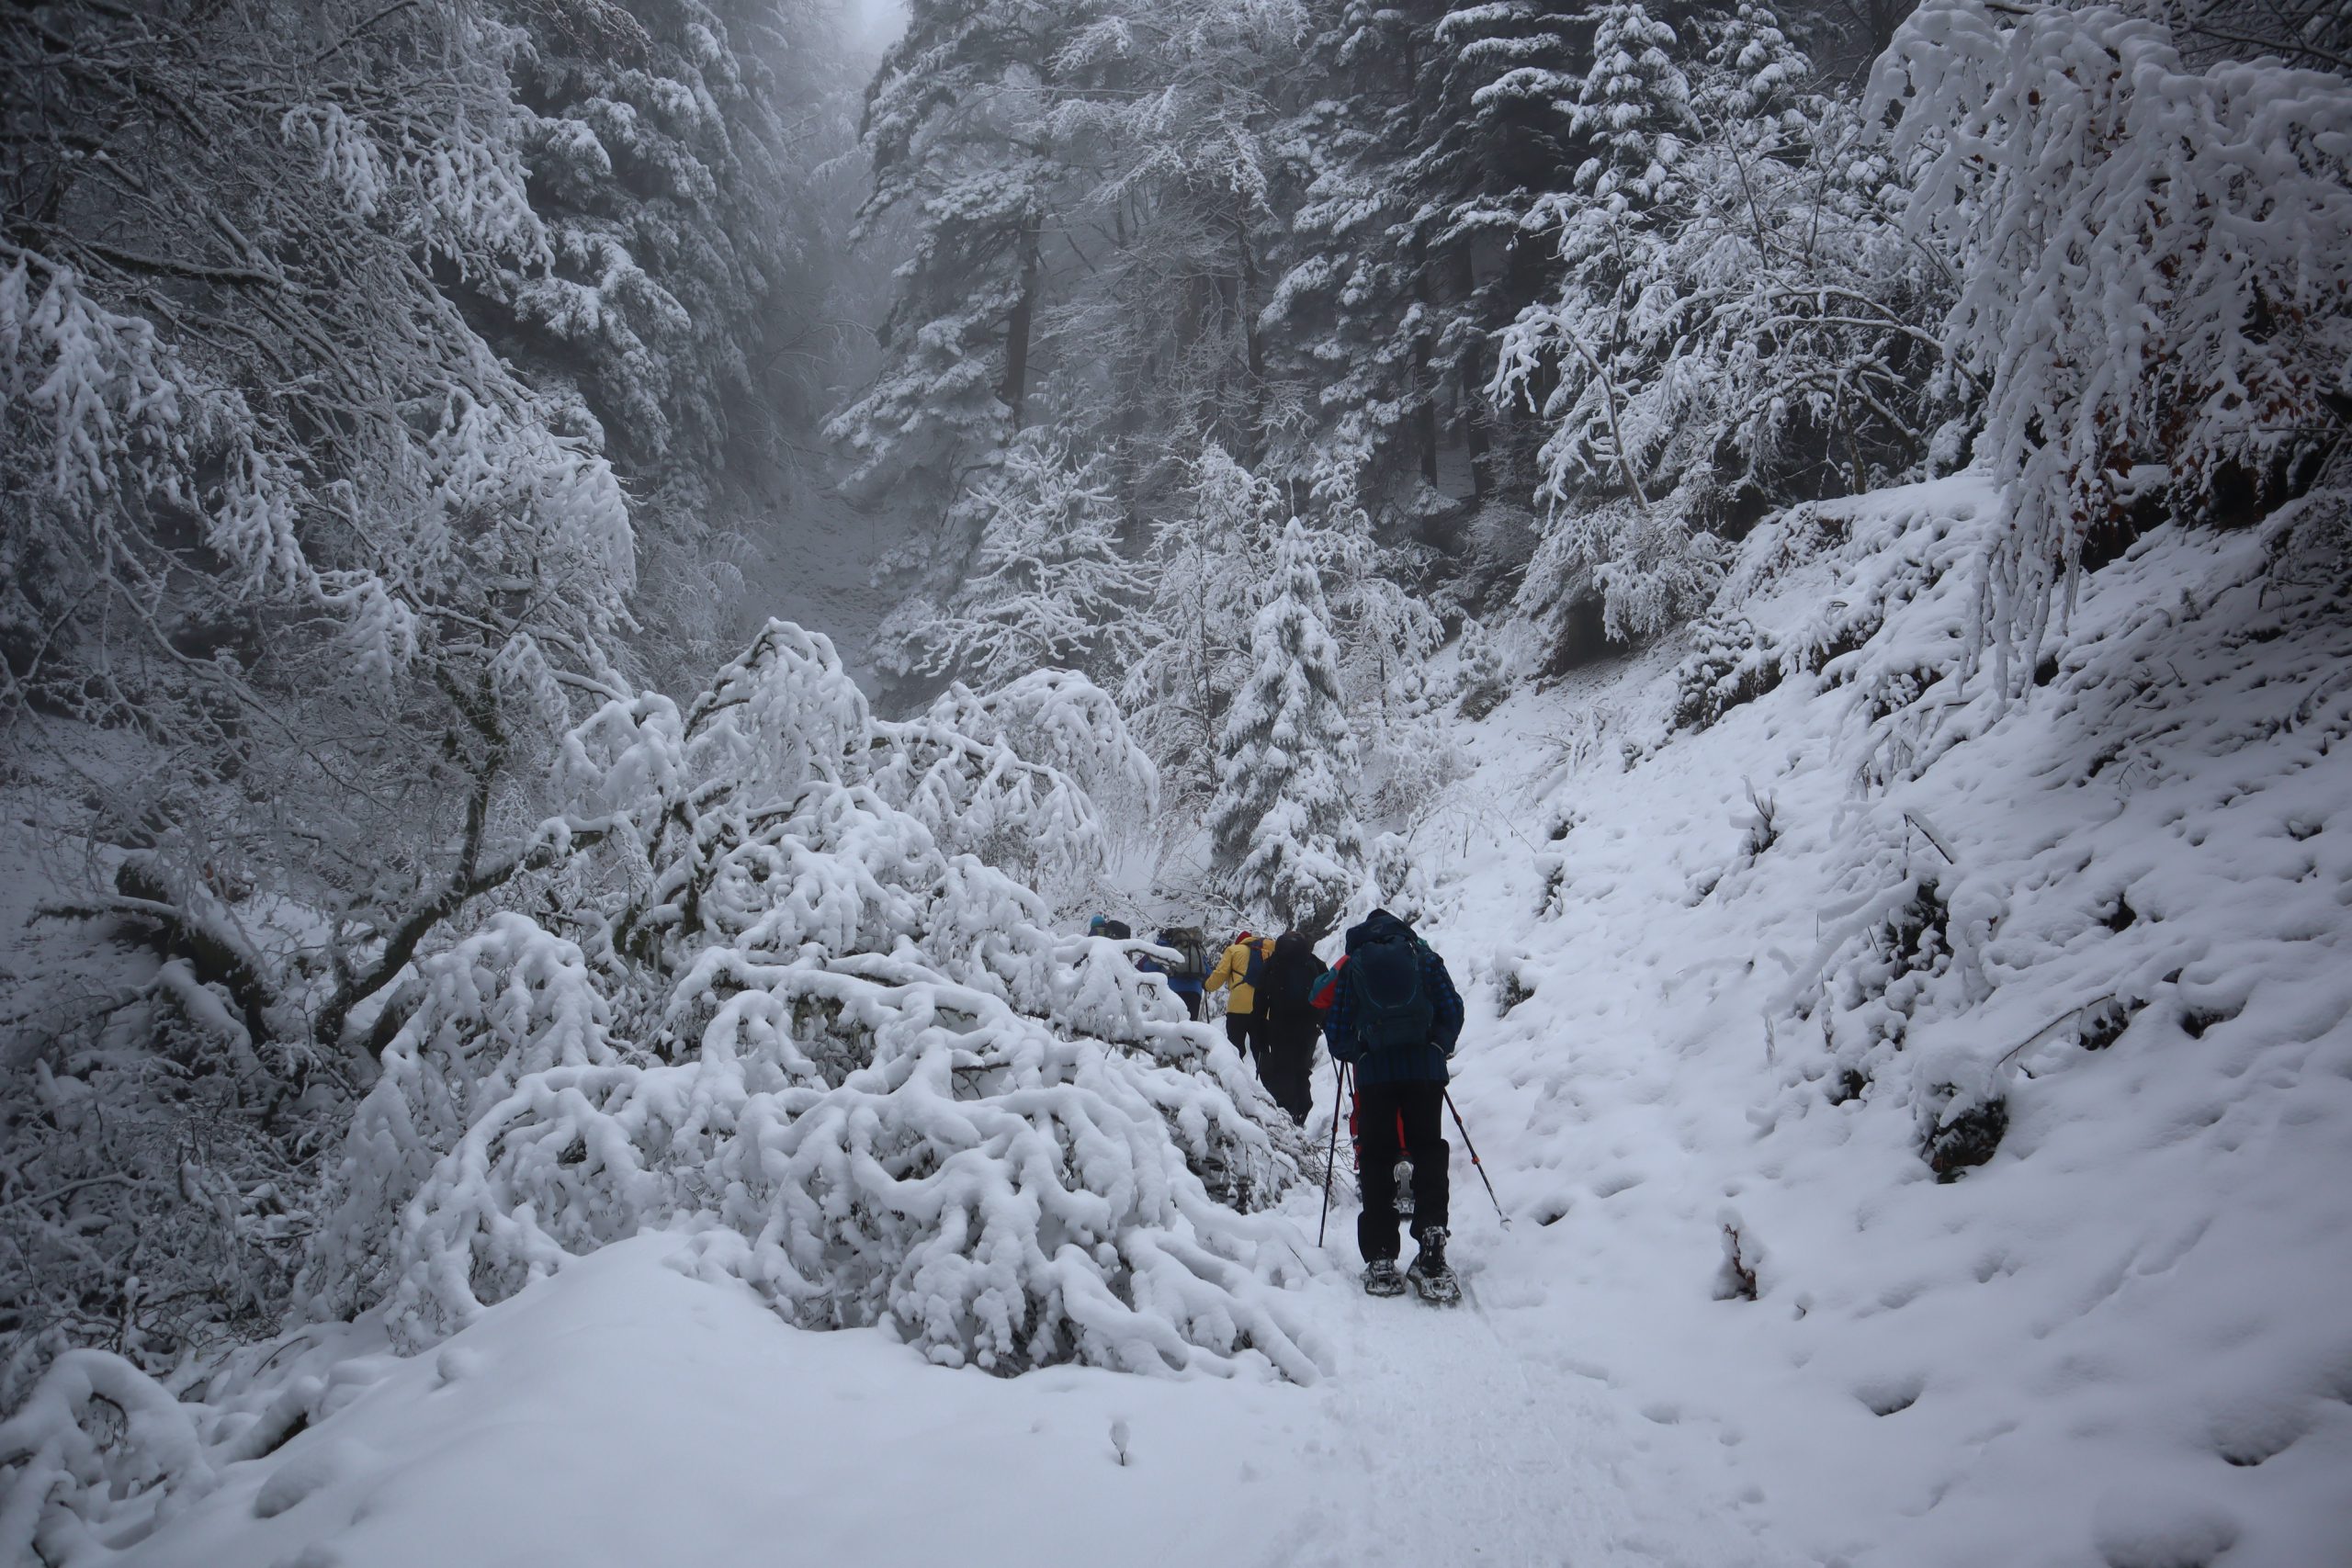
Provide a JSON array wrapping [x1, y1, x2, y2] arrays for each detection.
[[1087, 908, 1466, 1302]]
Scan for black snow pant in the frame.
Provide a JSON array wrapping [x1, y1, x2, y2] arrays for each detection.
[[1356, 1078, 1449, 1263], [1225, 1010, 1266, 1066], [1257, 1015, 1317, 1125]]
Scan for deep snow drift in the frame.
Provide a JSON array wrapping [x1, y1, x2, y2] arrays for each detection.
[[11, 474, 2351, 1568]]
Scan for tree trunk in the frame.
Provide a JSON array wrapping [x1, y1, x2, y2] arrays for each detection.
[[1412, 242, 1440, 487], [1001, 210, 1043, 429], [1236, 204, 1266, 463]]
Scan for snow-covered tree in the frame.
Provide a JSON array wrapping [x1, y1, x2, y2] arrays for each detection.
[[1207, 520, 1364, 931], [833, 0, 1302, 518], [1493, 1, 1955, 654], [1261, 0, 1585, 509], [1312, 491, 1447, 726], [0, 0, 867, 1388], [916, 667, 1163, 900], [285, 619, 1316, 1375], [487, 0, 854, 663], [1871, 0, 2352, 671], [5, 614, 1323, 1551], [876, 436, 1150, 693], [1568, 0, 1701, 211], [1456, 616, 1512, 718], [1120, 445, 1286, 802]]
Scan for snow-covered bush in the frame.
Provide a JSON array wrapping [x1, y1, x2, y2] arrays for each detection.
[[1670, 614, 1782, 732], [1363, 832, 1433, 926], [1455, 619, 1512, 721], [900, 670, 1161, 908], [1516, 497, 1733, 652], [1871, 0, 2352, 668], [1785, 823, 1963, 1104], [2, 615, 1320, 1559], [303, 621, 1314, 1378]]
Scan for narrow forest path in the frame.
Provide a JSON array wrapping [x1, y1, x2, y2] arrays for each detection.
[[1262, 1075, 1798, 1568]]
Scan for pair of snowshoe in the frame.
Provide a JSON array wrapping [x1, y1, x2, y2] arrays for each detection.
[[1363, 1226, 1460, 1305]]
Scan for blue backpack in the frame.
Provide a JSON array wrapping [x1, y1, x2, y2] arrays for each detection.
[[1346, 932, 1433, 1048]]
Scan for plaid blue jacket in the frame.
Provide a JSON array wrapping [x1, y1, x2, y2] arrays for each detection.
[[1322, 918, 1464, 1087]]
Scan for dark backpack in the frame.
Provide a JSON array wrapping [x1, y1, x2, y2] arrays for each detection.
[[1265, 933, 1326, 1016], [1159, 927, 1209, 980], [1102, 919, 1132, 941], [1346, 932, 1434, 1049], [1240, 938, 1270, 992]]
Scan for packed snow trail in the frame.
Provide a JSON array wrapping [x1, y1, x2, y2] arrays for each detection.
[[1272, 1156, 1792, 1568]]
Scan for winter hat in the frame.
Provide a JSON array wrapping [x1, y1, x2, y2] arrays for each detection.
[[1089, 914, 1109, 934]]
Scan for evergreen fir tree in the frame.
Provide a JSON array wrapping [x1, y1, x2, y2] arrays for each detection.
[[832, 0, 1295, 516], [877, 436, 1150, 693], [1207, 519, 1363, 932], [482, 0, 854, 664], [1566, 1, 1698, 211], [1121, 445, 1285, 804], [1262, 0, 1585, 509]]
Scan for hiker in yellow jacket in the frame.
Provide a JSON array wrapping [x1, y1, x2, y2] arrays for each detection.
[[1205, 931, 1278, 1066]]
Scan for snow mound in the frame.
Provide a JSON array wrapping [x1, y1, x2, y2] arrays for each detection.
[[58, 1236, 1335, 1568]]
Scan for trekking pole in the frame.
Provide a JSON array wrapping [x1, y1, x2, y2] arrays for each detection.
[[1443, 1089, 1510, 1228], [1317, 1061, 1351, 1249]]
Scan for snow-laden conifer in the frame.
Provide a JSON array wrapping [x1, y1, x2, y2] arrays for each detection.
[[1494, 2, 1952, 652], [1207, 521, 1363, 931], [877, 436, 1150, 694], [1122, 446, 1285, 803]]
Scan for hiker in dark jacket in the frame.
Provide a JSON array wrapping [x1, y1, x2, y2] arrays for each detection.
[[1324, 908, 1465, 1300], [1136, 926, 1210, 1021], [1254, 931, 1327, 1125]]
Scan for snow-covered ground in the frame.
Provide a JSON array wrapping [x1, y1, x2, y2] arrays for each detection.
[[51, 477, 2352, 1568], [110, 1227, 1786, 1568]]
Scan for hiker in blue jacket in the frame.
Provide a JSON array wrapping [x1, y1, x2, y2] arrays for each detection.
[[1135, 925, 1211, 1021], [1324, 908, 1465, 1300]]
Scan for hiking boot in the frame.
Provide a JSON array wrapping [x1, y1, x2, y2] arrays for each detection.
[[1408, 1229, 1460, 1304], [1362, 1259, 1407, 1297], [1395, 1158, 1414, 1218]]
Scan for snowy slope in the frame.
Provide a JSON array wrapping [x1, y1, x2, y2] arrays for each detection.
[[1427, 475, 2352, 1568]]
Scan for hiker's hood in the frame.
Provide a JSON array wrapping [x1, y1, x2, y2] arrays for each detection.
[[1345, 908, 1413, 952]]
